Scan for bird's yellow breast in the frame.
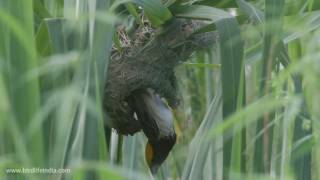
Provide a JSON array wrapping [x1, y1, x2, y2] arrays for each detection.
[[145, 142, 154, 167]]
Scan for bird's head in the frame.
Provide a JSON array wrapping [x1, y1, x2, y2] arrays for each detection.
[[145, 134, 177, 174]]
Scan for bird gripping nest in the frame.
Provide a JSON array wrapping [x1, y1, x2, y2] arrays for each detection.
[[103, 18, 215, 135], [103, 17, 216, 174]]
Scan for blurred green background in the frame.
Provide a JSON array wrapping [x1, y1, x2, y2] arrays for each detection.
[[1, 0, 320, 179]]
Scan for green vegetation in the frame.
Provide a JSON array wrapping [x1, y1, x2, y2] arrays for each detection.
[[1, 0, 320, 179]]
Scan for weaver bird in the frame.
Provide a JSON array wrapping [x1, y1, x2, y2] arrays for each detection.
[[127, 88, 177, 174]]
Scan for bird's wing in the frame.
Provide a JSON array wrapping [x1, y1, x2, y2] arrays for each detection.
[[127, 88, 160, 140], [127, 88, 175, 140]]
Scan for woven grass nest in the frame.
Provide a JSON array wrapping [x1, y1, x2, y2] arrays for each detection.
[[103, 18, 216, 135]]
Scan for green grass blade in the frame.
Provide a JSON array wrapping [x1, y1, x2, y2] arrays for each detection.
[[174, 5, 231, 21], [215, 17, 245, 177], [236, 0, 264, 23], [33, 0, 52, 19], [35, 18, 69, 56], [89, 0, 115, 161], [249, 0, 285, 173], [173, 4, 246, 177], [182, 90, 222, 180], [283, 11, 320, 43], [289, 40, 312, 180], [183, 62, 221, 69], [0, 0, 44, 167], [81, 0, 114, 168]]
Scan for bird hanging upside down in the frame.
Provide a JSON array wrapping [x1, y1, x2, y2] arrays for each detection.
[[127, 88, 176, 174], [103, 18, 215, 174]]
